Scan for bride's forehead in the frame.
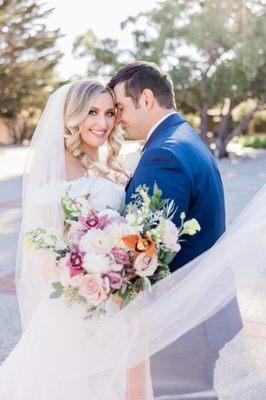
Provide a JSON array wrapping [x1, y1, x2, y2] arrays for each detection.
[[89, 92, 115, 109]]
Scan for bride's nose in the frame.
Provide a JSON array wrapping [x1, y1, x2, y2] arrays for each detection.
[[95, 114, 108, 128]]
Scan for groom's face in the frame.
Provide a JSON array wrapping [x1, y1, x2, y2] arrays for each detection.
[[114, 82, 149, 140]]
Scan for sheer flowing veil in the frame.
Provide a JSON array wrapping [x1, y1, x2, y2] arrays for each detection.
[[15, 84, 71, 330], [40, 185, 264, 399]]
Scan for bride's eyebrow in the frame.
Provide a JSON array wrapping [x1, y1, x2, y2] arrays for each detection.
[[89, 106, 115, 111]]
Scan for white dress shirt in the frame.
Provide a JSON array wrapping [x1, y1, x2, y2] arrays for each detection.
[[146, 112, 177, 141]]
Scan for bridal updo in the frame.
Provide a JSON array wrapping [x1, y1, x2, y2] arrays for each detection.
[[63, 79, 127, 183]]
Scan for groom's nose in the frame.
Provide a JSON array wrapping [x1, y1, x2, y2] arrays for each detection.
[[116, 109, 123, 124]]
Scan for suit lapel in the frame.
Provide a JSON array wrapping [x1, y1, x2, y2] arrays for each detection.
[[125, 176, 132, 191], [126, 113, 185, 194], [141, 112, 185, 154]]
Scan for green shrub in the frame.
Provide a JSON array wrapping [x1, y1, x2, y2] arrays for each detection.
[[236, 135, 266, 149]]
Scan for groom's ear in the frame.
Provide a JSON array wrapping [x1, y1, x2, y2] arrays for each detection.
[[139, 89, 154, 110]]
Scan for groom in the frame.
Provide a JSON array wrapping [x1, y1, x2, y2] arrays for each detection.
[[109, 61, 242, 399]]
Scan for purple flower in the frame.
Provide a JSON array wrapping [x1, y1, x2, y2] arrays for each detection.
[[78, 210, 108, 231], [111, 247, 130, 265], [67, 248, 85, 277], [107, 271, 123, 290]]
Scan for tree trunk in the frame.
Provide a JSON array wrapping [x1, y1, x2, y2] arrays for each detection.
[[214, 117, 231, 158], [199, 106, 209, 147], [5, 117, 25, 144], [199, 76, 210, 147], [226, 101, 263, 142], [215, 137, 228, 158], [214, 98, 264, 158], [214, 99, 234, 159]]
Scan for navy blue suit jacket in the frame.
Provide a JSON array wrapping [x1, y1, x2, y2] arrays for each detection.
[[125, 113, 226, 272]]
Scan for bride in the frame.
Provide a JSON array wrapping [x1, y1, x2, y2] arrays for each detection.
[[0, 79, 150, 399], [0, 80, 265, 400]]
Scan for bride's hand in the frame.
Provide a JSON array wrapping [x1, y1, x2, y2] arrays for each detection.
[[112, 293, 124, 307]]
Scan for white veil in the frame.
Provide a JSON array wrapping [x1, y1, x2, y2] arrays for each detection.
[[6, 184, 265, 400], [15, 84, 71, 330], [8, 81, 266, 399]]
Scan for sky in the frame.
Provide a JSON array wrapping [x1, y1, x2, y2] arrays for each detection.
[[44, 0, 158, 79]]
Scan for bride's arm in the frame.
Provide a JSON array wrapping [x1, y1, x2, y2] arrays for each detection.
[[125, 359, 153, 400], [112, 296, 153, 400]]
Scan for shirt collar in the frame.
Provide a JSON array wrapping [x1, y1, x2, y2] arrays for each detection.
[[146, 111, 177, 141]]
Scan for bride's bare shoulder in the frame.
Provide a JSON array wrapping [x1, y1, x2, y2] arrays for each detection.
[[65, 150, 86, 181]]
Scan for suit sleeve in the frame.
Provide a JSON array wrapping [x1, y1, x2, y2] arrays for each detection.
[[130, 148, 192, 225]]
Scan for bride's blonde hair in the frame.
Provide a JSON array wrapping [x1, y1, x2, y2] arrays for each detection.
[[64, 79, 128, 183]]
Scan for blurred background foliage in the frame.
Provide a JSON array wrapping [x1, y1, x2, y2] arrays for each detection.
[[0, 0, 265, 157], [0, 0, 65, 143]]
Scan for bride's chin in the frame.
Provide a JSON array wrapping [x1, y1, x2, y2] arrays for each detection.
[[93, 135, 108, 143], [83, 136, 109, 148]]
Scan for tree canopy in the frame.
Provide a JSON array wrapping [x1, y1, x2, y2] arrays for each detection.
[[0, 0, 63, 121], [73, 0, 266, 157]]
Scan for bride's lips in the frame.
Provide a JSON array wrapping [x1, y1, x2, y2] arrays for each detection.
[[89, 129, 108, 137]]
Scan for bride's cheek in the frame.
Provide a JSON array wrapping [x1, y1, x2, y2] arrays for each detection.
[[109, 119, 115, 131]]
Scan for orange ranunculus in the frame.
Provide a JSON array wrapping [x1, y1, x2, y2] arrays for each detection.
[[122, 234, 156, 259]]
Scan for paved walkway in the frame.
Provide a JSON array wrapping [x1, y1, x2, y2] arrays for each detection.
[[0, 144, 265, 377]]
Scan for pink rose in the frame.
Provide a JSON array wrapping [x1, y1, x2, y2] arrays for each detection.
[[79, 274, 108, 306], [111, 247, 130, 265], [107, 271, 123, 290], [134, 253, 158, 277]]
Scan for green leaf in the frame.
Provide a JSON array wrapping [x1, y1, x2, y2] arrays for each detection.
[[153, 182, 162, 199], [160, 199, 169, 207], [159, 251, 176, 265], [52, 282, 64, 291], [122, 293, 135, 308], [121, 282, 128, 295], [50, 290, 63, 299], [76, 295, 87, 304], [152, 197, 160, 207]]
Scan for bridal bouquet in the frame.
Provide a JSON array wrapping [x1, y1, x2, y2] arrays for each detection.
[[25, 184, 200, 318]]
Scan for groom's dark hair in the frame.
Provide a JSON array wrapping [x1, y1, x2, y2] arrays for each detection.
[[108, 61, 176, 109]]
